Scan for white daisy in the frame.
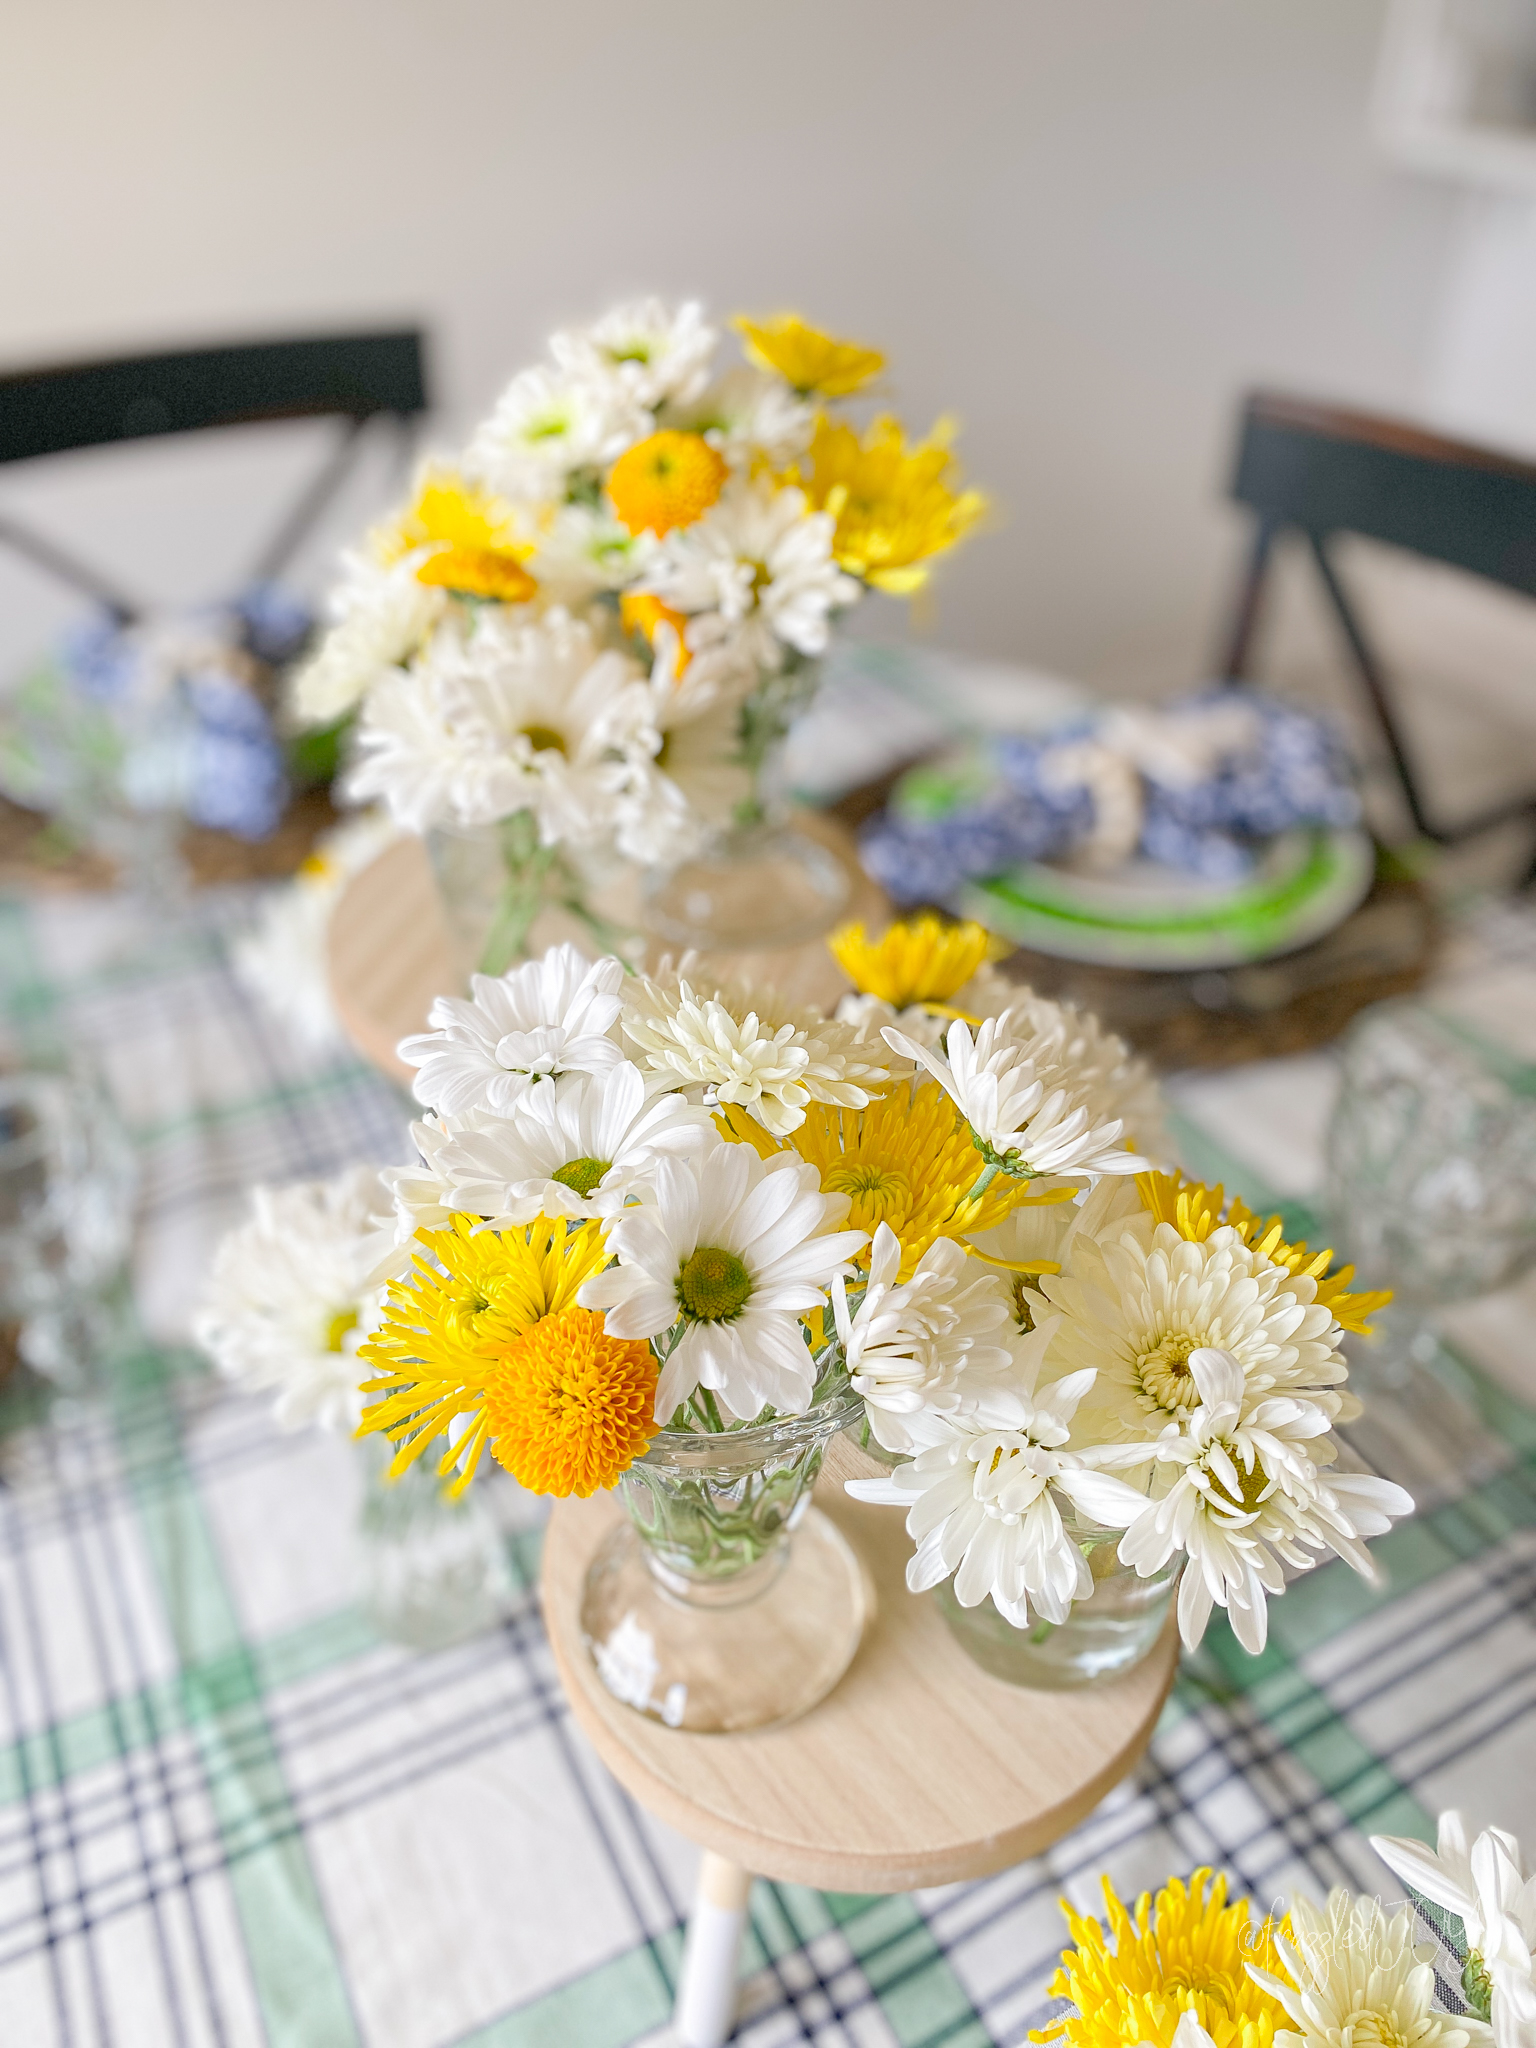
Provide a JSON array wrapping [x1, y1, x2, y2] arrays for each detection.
[[467, 361, 649, 503], [553, 297, 718, 411], [846, 1377, 1151, 1626], [1043, 1216, 1354, 1445], [610, 657, 752, 868], [345, 607, 651, 838], [1250, 1890, 1492, 2048], [1099, 1347, 1412, 1652], [192, 1167, 389, 1433], [388, 1062, 712, 1228], [1373, 1816, 1536, 2048], [578, 1139, 866, 1424], [883, 1012, 1150, 1182], [833, 1222, 1017, 1451], [666, 366, 815, 469], [399, 942, 626, 1116], [620, 966, 892, 1138], [290, 551, 444, 724], [643, 474, 858, 662], [523, 504, 658, 607], [232, 808, 400, 1051]]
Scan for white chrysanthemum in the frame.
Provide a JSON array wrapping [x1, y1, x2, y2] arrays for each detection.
[[523, 504, 659, 606], [345, 608, 651, 837], [467, 362, 648, 504], [834, 1222, 1017, 1450], [387, 1063, 712, 1229], [644, 474, 858, 661], [846, 1378, 1150, 1626], [1043, 1216, 1353, 1444], [192, 1167, 389, 1432], [290, 552, 444, 724], [967, 983, 1168, 1161], [667, 366, 815, 469], [1094, 1346, 1412, 1651], [553, 297, 717, 411], [1373, 1815, 1536, 2048], [400, 943, 626, 1115], [578, 1140, 866, 1423], [884, 1012, 1150, 1182], [620, 967, 892, 1138], [232, 809, 400, 1050], [1251, 1890, 1491, 2048]]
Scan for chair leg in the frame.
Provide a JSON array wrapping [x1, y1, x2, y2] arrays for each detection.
[[675, 1852, 753, 2048]]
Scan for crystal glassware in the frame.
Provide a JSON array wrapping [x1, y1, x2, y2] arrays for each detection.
[[1323, 998, 1536, 1496], [0, 1063, 138, 1391], [428, 810, 636, 980], [579, 1382, 869, 1734], [933, 1512, 1180, 1690]]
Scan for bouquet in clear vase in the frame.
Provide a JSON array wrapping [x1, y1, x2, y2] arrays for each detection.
[[288, 300, 986, 970]]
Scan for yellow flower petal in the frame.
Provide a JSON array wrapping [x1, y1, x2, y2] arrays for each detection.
[[789, 413, 987, 593], [733, 313, 885, 398], [829, 913, 1005, 1008]]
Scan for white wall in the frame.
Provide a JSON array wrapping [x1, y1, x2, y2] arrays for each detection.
[[0, 0, 1464, 690]]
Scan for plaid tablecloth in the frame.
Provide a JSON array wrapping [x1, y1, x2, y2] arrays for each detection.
[[0, 882, 1533, 2048]]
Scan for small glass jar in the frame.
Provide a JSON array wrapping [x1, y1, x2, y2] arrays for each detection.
[[579, 1382, 869, 1733], [934, 1520, 1180, 1690], [356, 1436, 510, 1653]]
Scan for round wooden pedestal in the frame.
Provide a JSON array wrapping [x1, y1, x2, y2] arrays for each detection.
[[540, 1433, 1179, 1894], [325, 811, 888, 1085]]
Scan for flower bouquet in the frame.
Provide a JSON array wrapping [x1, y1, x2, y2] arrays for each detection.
[[1033, 1809, 1533, 2048], [289, 299, 986, 968], [196, 908, 1404, 1733]]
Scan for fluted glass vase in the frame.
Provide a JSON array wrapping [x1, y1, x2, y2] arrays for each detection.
[[934, 1514, 1180, 1690], [579, 1383, 868, 1734], [428, 809, 635, 981]]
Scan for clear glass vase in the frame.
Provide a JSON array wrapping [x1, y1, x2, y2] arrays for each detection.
[[579, 1383, 869, 1733], [934, 1520, 1180, 1690], [428, 810, 636, 981], [356, 1435, 511, 1653], [639, 662, 850, 952]]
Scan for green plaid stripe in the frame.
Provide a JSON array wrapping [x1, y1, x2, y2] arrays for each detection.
[[0, 882, 1531, 2048]]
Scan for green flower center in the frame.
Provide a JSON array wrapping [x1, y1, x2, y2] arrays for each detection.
[[551, 1155, 611, 1199], [677, 1245, 752, 1323], [520, 724, 567, 756], [324, 1308, 359, 1354]]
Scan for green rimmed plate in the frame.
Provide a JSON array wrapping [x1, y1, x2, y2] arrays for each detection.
[[959, 827, 1375, 970]]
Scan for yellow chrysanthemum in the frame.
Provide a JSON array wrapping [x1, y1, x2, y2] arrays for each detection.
[[620, 590, 694, 672], [357, 1214, 613, 1495], [607, 431, 728, 537], [718, 1082, 1072, 1282], [733, 313, 885, 398], [829, 914, 1005, 1010], [1137, 1170, 1391, 1336], [790, 412, 987, 595], [373, 470, 538, 602], [482, 1305, 658, 1498], [1031, 1870, 1291, 2048]]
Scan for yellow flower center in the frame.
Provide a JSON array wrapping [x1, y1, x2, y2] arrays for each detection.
[[324, 1308, 358, 1353], [825, 1161, 914, 1235], [520, 723, 568, 757], [608, 431, 727, 537], [482, 1306, 658, 1497], [677, 1246, 752, 1322], [1136, 1332, 1200, 1412], [551, 1156, 611, 1199], [1345, 2019, 1411, 2048]]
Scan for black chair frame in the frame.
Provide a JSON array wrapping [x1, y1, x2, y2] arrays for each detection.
[[0, 330, 428, 621], [1219, 391, 1536, 855]]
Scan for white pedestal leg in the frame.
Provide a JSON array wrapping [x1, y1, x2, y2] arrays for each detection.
[[674, 1852, 753, 2048]]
